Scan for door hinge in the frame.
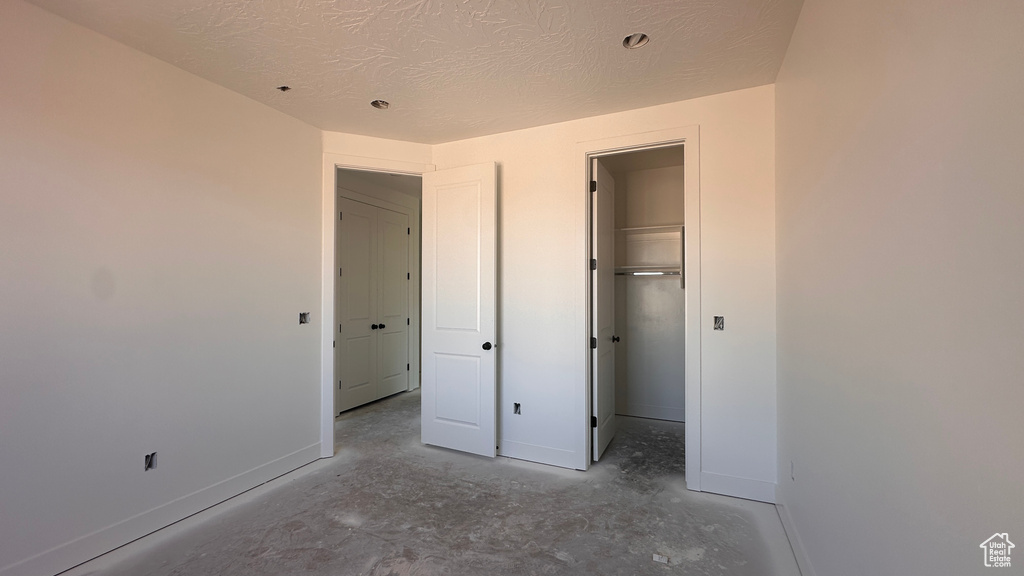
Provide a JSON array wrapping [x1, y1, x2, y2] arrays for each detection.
[[407, 318, 410, 325], [407, 227, 410, 235], [407, 272, 410, 280], [339, 324, 342, 333], [339, 211, 342, 220], [591, 337, 597, 349], [339, 267, 342, 276], [590, 180, 597, 193], [590, 259, 597, 271], [333, 340, 335, 348], [592, 416, 598, 428], [407, 363, 410, 371]]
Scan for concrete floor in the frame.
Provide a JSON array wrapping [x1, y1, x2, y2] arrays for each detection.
[[70, 390, 799, 576]]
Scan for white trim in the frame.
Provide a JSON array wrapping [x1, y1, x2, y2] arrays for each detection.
[[776, 500, 814, 576], [699, 471, 776, 503], [328, 153, 433, 176], [574, 126, 701, 492], [617, 403, 685, 422], [3, 444, 321, 576], [498, 440, 578, 470], [321, 154, 435, 458]]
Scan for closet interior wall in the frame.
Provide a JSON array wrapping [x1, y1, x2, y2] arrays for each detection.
[[612, 162, 686, 422]]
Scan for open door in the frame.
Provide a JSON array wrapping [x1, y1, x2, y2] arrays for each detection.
[[421, 162, 498, 457], [592, 158, 617, 460]]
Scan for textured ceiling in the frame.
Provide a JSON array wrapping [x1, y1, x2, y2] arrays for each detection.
[[28, 0, 804, 144]]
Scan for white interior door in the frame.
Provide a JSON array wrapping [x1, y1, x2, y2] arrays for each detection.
[[421, 162, 497, 457], [336, 197, 378, 414], [377, 207, 410, 397], [592, 158, 617, 460]]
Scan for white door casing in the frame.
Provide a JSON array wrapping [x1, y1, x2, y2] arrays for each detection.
[[321, 155, 431, 459], [421, 162, 498, 458], [575, 126, 699, 490], [592, 159, 617, 461]]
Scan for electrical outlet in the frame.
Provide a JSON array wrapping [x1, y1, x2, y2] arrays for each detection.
[[790, 461, 795, 481], [144, 452, 157, 471], [513, 403, 521, 415], [714, 316, 725, 331]]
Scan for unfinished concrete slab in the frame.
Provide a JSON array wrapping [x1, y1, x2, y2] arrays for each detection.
[[70, 391, 798, 576]]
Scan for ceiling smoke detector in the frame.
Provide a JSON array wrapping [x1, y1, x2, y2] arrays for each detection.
[[370, 99, 390, 110], [622, 33, 650, 49]]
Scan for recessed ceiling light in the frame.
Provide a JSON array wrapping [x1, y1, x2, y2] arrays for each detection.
[[276, 85, 291, 92], [370, 99, 390, 110], [622, 33, 650, 49]]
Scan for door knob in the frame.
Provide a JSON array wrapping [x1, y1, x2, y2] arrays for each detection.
[[612, 335, 620, 343], [371, 324, 379, 330], [379, 323, 386, 329], [482, 342, 492, 351]]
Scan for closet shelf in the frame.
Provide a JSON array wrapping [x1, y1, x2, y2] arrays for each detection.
[[615, 224, 683, 234]]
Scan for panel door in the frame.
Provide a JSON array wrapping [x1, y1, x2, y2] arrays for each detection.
[[421, 162, 497, 457], [592, 158, 617, 461], [336, 197, 378, 414], [377, 207, 410, 398]]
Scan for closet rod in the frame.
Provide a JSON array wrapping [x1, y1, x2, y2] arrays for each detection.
[[615, 271, 681, 276]]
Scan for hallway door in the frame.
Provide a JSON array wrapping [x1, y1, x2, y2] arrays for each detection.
[[336, 198, 411, 414], [336, 197, 378, 413], [376, 208, 410, 397], [420, 162, 498, 458]]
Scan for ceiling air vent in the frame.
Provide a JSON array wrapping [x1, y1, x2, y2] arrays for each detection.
[[622, 33, 650, 49]]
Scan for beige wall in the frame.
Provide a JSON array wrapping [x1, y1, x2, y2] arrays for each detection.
[[0, 2, 322, 575], [433, 85, 777, 495], [323, 131, 432, 167], [775, 0, 1024, 574]]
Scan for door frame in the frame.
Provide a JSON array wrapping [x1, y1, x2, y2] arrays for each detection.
[[576, 126, 702, 492], [320, 154, 434, 458]]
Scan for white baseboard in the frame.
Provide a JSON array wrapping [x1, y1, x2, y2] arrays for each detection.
[[776, 500, 816, 576], [616, 404, 685, 422], [498, 440, 578, 470], [3, 443, 322, 576], [700, 471, 776, 503]]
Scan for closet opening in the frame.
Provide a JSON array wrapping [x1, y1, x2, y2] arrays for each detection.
[[588, 145, 687, 475], [334, 168, 422, 417]]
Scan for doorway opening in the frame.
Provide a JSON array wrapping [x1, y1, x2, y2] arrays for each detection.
[[333, 168, 422, 418], [587, 143, 690, 482]]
